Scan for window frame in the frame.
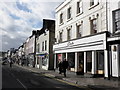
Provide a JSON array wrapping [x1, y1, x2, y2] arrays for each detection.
[[67, 7, 72, 20], [60, 13, 63, 24], [45, 40, 47, 51], [59, 32, 63, 43], [113, 9, 120, 33], [67, 28, 72, 40], [76, 24, 83, 38], [90, 18, 98, 34], [42, 41, 44, 51], [77, 0, 83, 14]]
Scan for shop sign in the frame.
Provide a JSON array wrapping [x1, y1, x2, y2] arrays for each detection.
[[67, 41, 74, 47]]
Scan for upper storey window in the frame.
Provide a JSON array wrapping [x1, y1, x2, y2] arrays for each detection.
[[77, 0, 83, 14], [90, 0, 94, 6], [67, 28, 72, 40], [113, 9, 120, 33], [60, 13, 63, 24], [90, 19, 98, 34], [90, 0, 99, 9], [67, 7, 72, 19]]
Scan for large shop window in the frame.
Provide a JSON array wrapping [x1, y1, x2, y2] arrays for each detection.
[[97, 51, 104, 74], [68, 53, 75, 71], [113, 9, 120, 32], [42, 55, 48, 66], [86, 51, 92, 73]]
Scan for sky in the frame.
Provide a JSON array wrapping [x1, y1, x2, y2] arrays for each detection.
[[0, 0, 65, 52]]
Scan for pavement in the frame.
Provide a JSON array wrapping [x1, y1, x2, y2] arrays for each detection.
[[14, 64, 120, 89]]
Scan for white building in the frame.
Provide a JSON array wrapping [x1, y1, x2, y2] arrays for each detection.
[[53, 0, 120, 79], [107, 0, 120, 78]]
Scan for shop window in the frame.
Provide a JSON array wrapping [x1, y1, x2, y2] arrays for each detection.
[[68, 53, 75, 70], [42, 56, 47, 66], [97, 51, 104, 74], [77, 0, 83, 14], [90, 19, 98, 34], [86, 51, 92, 73]]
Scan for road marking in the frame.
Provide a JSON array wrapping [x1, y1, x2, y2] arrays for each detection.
[[16, 79, 27, 89], [43, 73, 92, 90]]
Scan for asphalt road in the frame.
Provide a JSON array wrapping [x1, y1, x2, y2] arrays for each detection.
[[2, 64, 86, 90]]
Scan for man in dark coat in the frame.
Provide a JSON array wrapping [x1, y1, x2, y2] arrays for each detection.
[[58, 60, 62, 74], [62, 58, 69, 77]]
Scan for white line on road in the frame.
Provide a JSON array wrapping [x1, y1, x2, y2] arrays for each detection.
[[16, 79, 27, 89]]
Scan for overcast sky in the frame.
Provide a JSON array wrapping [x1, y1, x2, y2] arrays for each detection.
[[0, 0, 65, 52]]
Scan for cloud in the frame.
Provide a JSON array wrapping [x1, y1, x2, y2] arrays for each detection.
[[0, 0, 64, 51]]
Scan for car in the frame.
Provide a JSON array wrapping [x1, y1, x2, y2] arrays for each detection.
[[2, 58, 8, 65]]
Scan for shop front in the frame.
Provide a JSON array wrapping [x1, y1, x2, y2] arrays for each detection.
[[108, 36, 120, 78], [53, 32, 108, 77], [36, 53, 49, 70]]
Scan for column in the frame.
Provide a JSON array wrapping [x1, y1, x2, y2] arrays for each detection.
[[104, 50, 109, 78], [75, 52, 79, 72], [66, 53, 68, 60], [54, 54, 56, 69], [84, 52, 86, 73], [92, 51, 97, 74]]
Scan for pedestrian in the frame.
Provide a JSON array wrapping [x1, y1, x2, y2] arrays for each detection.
[[62, 58, 69, 77], [9, 59, 13, 68], [58, 60, 62, 74]]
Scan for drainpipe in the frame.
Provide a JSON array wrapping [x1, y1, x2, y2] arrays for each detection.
[[33, 32, 37, 68], [106, 0, 110, 80]]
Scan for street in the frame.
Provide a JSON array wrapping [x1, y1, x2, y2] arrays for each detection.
[[2, 64, 85, 90]]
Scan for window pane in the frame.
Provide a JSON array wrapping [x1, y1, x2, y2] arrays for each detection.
[[68, 7, 71, 19], [91, 19, 97, 34]]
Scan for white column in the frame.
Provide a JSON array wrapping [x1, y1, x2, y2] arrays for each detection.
[[104, 50, 108, 78], [92, 51, 97, 74], [111, 45, 119, 77], [75, 52, 79, 72], [54, 54, 56, 69], [84, 52, 87, 73], [66, 53, 68, 60]]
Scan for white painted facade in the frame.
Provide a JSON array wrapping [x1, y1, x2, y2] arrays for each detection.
[[107, 0, 120, 78], [53, 0, 120, 78]]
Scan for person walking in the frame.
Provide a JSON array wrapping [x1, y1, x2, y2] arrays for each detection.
[[9, 59, 13, 68], [58, 60, 62, 74], [62, 58, 69, 77]]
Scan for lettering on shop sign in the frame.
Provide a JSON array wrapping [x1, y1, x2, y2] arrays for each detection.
[[67, 41, 74, 47]]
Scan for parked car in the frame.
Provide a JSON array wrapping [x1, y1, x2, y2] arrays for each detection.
[[2, 58, 8, 65]]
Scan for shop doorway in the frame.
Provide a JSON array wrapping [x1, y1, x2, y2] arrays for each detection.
[[86, 51, 92, 73], [97, 51, 104, 75]]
